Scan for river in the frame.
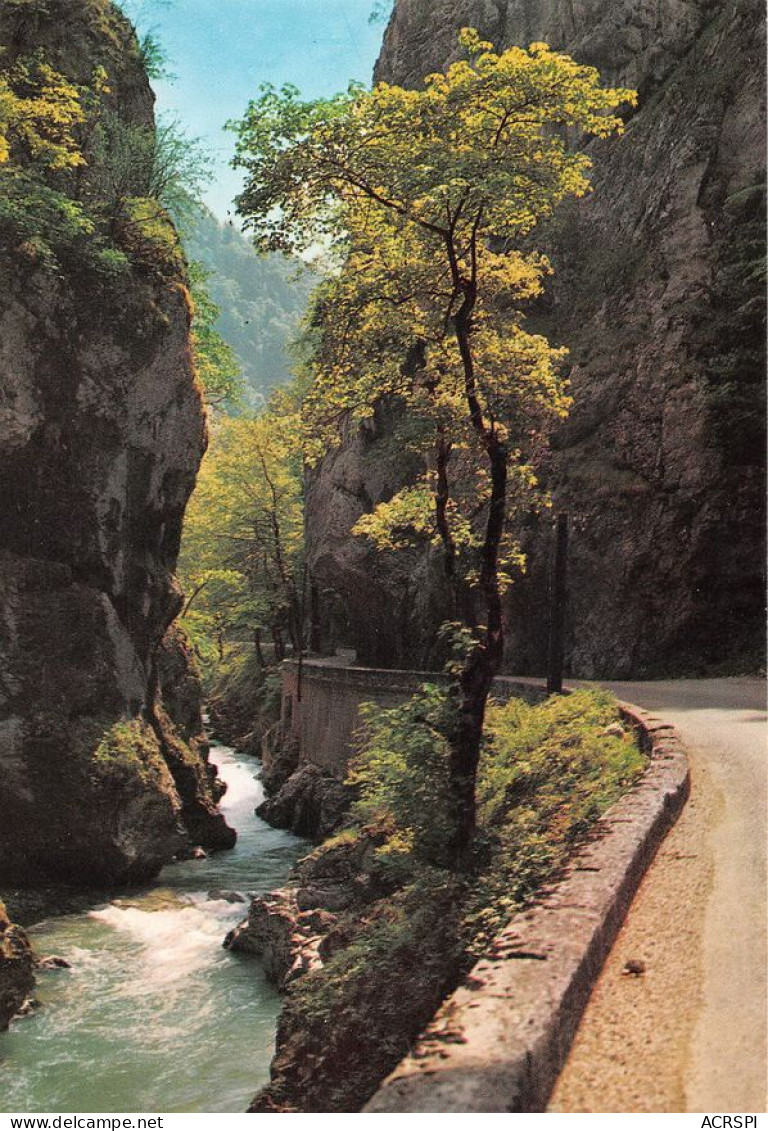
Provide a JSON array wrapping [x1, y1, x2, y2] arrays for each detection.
[[0, 742, 304, 1113]]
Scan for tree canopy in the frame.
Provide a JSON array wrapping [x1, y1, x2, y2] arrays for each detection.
[[232, 30, 635, 584], [230, 28, 634, 858], [178, 401, 305, 666]]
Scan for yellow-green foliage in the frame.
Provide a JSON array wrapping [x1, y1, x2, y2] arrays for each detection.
[[114, 195, 184, 274], [188, 259, 244, 409], [0, 33, 205, 280], [465, 689, 646, 952], [0, 50, 102, 271], [349, 686, 646, 951], [480, 689, 644, 836], [178, 401, 304, 664], [350, 685, 456, 867], [90, 719, 167, 792], [232, 27, 635, 609], [0, 51, 85, 169]]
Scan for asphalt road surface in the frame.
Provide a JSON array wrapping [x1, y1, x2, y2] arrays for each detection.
[[550, 677, 767, 1114]]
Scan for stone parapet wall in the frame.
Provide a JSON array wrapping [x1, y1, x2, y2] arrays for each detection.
[[365, 699, 690, 1112]]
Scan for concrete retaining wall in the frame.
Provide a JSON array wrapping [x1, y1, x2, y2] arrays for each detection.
[[280, 659, 545, 775]]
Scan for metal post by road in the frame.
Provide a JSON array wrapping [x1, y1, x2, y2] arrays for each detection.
[[547, 513, 569, 695]]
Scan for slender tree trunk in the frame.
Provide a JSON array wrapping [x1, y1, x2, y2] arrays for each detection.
[[434, 426, 477, 636], [449, 438, 507, 861], [448, 287, 508, 863], [434, 428, 457, 585], [253, 627, 266, 669], [271, 624, 286, 663]]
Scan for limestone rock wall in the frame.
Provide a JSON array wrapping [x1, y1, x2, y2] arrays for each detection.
[[375, 0, 720, 93], [308, 0, 766, 677], [0, 0, 232, 885], [306, 403, 449, 669]]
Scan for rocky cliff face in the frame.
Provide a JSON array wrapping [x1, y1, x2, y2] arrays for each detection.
[[306, 402, 448, 669], [0, 0, 233, 885], [309, 0, 766, 677]]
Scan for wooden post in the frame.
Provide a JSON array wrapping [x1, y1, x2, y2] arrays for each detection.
[[547, 513, 569, 695], [309, 579, 322, 655], [297, 561, 308, 703]]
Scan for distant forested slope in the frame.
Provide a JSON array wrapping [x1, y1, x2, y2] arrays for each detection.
[[185, 209, 315, 406]]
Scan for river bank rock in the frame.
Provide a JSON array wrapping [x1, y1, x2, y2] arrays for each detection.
[[256, 764, 353, 840], [224, 832, 391, 986], [156, 625, 207, 744], [0, 902, 35, 1031], [246, 865, 466, 1113], [155, 626, 233, 844], [259, 726, 299, 796], [221, 827, 466, 1112], [223, 889, 326, 988], [153, 701, 236, 852], [0, 0, 232, 884]]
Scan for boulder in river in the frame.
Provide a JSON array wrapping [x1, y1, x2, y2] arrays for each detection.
[[208, 890, 247, 904], [37, 955, 71, 971], [224, 890, 324, 988], [256, 764, 353, 839]]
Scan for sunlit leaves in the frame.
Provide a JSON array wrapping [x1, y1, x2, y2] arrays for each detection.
[[178, 405, 304, 659], [188, 260, 245, 408], [231, 32, 634, 257], [0, 51, 85, 171], [232, 28, 631, 603]]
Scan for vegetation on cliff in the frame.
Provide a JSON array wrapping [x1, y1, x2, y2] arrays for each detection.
[[0, 27, 171, 277], [0, 0, 236, 884], [0, 2, 240, 409]]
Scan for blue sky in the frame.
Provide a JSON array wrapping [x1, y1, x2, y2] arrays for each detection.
[[125, 0, 389, 217]]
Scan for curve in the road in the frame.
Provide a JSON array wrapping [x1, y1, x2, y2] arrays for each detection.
[[550, 677, 767, 1113]]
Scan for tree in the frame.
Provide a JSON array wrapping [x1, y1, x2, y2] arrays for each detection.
[[178, 403, 305, 666], [188, 259, 245, 409], [231, 28, 634, 861]]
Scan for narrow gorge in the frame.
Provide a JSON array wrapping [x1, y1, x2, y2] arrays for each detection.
[[0, 0, 764, 1116]]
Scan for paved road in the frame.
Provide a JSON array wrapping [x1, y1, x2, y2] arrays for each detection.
[[549, 677, 767, 1113]]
